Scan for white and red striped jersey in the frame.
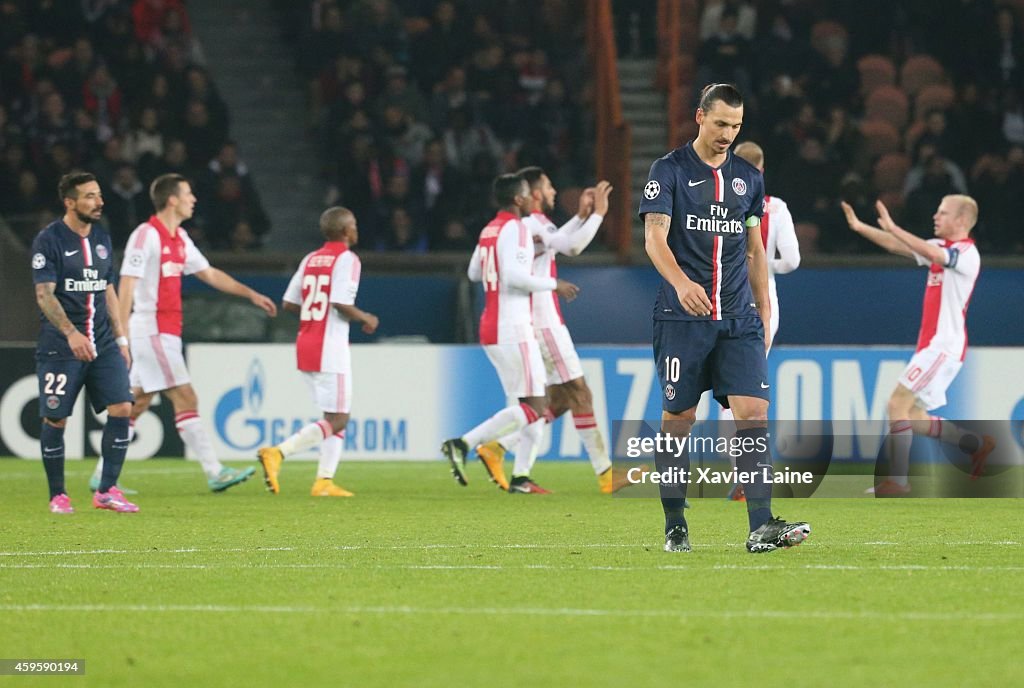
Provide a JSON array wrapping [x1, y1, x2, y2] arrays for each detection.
[[283, 241, 361, 373], [912, 238, 980, 360], [468, 211, 557, 345], [524, 211, 604, 328], [759, 194, 800, 313], [121, 216, 210, 337]]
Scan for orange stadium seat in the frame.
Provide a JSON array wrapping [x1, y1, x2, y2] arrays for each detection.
[[914, 83, 956, 117], [873, 153, 912, 192], [859, 119, 902, 159], [810, 20, 847, 50], [865, 85, 910, 130], [794, 222, 820, 254], [857, 54, 897, 96], [900, 55, 946, 97]]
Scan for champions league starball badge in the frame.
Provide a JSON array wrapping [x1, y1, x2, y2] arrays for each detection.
[[96, 244, 108, 259]]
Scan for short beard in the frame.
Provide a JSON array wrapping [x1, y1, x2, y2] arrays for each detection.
[[75, 210, 98, 225]]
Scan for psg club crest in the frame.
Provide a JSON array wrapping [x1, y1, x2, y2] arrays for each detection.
[[644, 180, 661, 200], [96, 244, 108, 260], [731, 178, 747, 196], [664, 384, 676, 401]]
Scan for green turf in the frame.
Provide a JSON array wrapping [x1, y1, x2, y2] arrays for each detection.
[[1, 459, 1021, 688]]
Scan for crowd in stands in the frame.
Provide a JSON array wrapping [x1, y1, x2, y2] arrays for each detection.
[[647, 0, 1024, 254], [0, 0, 269, 251], [272, 0, 592, 253]]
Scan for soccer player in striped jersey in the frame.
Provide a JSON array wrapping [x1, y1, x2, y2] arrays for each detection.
[[475, 169, 626, 493], [842, 197, 995, 494], [441, 173, 578, 494], [31, 172, 137, 513], [257, 207, 377, 496], [640, 83, 810, 553], [93, 173, 277, 493]]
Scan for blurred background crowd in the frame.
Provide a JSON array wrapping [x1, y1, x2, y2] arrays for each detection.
[[2, 0, 1023, 255]]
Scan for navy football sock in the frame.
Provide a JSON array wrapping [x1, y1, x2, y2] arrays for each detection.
[[40, 421, 66, 500], [99, 416, 131, 493], [656, 433, 689, 533], [736, 427, 773, 532]]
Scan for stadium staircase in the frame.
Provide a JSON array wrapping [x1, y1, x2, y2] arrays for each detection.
[[189, 0, 325, 250], [617, 58, 666, 243]]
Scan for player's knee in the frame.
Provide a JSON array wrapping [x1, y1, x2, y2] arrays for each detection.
[[732, 399, 769, 422], [523, 397, 547, 417], [887, 390, 913, 420], [108, 402, 132, 418], [662, 408, 696, 435], [326, 412, 349, 435], [567, 378, 592, 412], [43, 417, 67, 429]]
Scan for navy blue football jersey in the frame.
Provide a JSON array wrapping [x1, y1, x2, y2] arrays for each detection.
[[638, 142, 765, 321], [31, 219, 118, 360]]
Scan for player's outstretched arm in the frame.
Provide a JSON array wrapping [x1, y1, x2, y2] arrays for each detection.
[[875, 200, 947, 265], [551, 181, 613, 257], [194, 267, 278, 316], [644, 212, 711, 317], [840, 201, 914, 258], [35, 282, 94, 361]]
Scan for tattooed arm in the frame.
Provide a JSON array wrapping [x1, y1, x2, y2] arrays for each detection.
[[35, 282, 94, 361], [644, 212, 711, 317]]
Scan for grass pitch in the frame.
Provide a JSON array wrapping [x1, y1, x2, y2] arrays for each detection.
[[1, 459, 1021, 688]]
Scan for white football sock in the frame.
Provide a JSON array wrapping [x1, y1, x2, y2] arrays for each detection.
[[927, 416, 980, 451], [573, 414, 611, 475], [888, 421, 913, 486], [176, 412, 223, 479], [279, 419, 332, 457], [317, 432, 344, 479], [512, 417, 546, 478], [462, 404, 531, 449]]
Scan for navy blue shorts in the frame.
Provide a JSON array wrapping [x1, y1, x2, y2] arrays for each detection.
[[37, 347, 132, 418], [653, 317, 769, 412]]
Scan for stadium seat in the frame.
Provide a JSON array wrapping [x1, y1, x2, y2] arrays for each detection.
[[914, 84, 956, 118], [900, 55, 946, 97], [859, 119, 902, 159], [865, 85, 910, 130], [794, 222, 820, 254], [877, 190, 905, 213], [857, 54, 897, 96], [810, 20, 848, 55], [873, 153, 912, 192]]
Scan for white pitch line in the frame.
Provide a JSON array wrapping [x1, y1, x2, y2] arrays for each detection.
[[0, 602, 1019, 623], [2, 562, 1022, 573], [0, 541, 1018, 558]]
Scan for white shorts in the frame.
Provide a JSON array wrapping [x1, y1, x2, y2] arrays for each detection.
[[129, 333, 190, 393], [484, 340, 546, 399], [535, 324, 584, 385], [302, 370, 352, 414], [897, 347, 962, 411]]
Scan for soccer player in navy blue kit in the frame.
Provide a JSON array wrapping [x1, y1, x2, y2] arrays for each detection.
[[31, 172, 138, 513], [639, 84, 809, 552]]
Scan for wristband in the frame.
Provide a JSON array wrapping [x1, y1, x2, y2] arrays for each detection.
[[116, 336, 129, 347]]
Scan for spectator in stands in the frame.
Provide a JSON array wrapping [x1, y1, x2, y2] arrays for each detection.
[[378, 206, 427, 252], [81, 63, 124, 138], [228, 219, 259, 252], [132, 0, 189, 50], [181, 100, 226, 168], [904, 154, 961, 231], [442, 106, 502, 172], [700, 0, 757, 42], [408, 0, 466, 90], [376, 64, 429, 124], [433, 218, 476, 251], [198, 140, 270, 240], [969, 153, 1011, 251], [429, 65, 472, 133], [123, 105, 164, 167], [696, 9, 753, 101], [379, 104, 433, 167], [154, 137, 192, 180], [903, 142, 968, 197], [104, 161, 149, 245], [995, 5, 1024, 92], [90, 135, 126, 190], [349, 0, 407, 63], [411, 138, 464, 247]]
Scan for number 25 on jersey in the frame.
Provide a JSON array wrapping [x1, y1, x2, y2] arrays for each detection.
[[300, 274, 330, 321]]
